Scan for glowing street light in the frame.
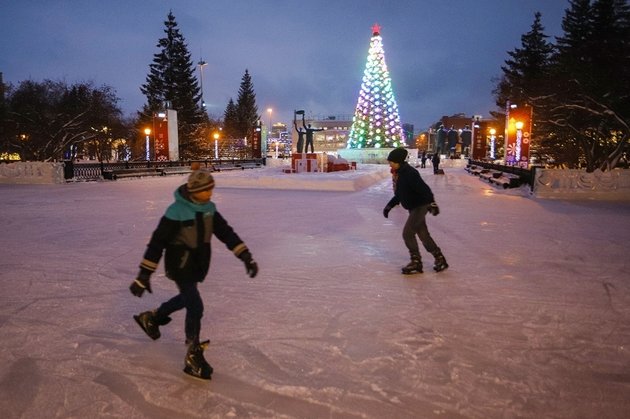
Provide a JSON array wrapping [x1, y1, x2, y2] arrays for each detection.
[[213, 131, 220, 160], [489, 128, 496, 159], [144, 128, 151, 161]]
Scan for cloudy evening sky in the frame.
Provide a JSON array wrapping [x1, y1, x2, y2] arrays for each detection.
[[0, 0, 569, 131]]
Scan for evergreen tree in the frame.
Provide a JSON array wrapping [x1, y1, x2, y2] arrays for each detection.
[[140, 11, 207, 159], [347, 24, 406, 149], [222, 98, 238, 139], [234, 69, 259, 140], [538, 0, 630, 171], [494, 12, 555, 109]]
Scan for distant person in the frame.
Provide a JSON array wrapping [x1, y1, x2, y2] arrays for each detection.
[[420, 150, 427, 168], [432, 152, 441, 174], [382, 147, 448, 274], [303, 118, 324, 154], [129, 169, 258, 380]]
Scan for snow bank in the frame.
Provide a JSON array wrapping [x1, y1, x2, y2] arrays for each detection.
[[213, 163, 390, 191]]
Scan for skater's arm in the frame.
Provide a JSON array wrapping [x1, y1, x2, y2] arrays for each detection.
[[213, 211, 258, 278], [139, 216, 180, 273], [212, 211, 249, 257]]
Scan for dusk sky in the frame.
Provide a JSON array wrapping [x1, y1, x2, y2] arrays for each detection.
[[1, 0, 570, 131]]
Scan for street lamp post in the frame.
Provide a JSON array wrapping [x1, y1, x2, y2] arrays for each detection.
[[198, 59, 208, 108], [144, 128, 151, 161], [213, 132, 220, 160], [489, 128, 496, 160]]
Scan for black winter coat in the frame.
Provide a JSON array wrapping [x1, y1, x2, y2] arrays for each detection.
[[139, 185, 247, 283], [386, 162, 435, 211]]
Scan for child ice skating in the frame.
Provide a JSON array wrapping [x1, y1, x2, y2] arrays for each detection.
[[130, 169, 258, 379], [383, 148, 448, 274]]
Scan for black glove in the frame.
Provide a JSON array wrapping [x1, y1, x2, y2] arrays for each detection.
[[239, 251, 258, 278], [383, 206, 392, 218], [428, 202, 440, 216], [130, 269, 152, 297]]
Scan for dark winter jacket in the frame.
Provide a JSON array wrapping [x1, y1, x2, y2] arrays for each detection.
[[386, 162, 435, 211], [139, 185, 247, 283]]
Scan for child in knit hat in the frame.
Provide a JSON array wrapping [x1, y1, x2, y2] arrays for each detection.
[[130, 169, 258, 379]]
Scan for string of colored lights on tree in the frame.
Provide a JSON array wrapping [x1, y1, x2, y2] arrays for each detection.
[[347, 24, 406, 149]]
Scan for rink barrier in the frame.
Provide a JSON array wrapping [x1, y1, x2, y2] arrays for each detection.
[[532, 168, 630, 200], [64, 159, 263, 181], [0, 161, 65, 184]]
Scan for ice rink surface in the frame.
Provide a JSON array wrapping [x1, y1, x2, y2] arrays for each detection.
[[1, 165, 629, 418]]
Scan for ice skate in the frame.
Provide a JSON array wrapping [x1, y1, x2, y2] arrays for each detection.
[[401, 255, 422, 275], [433, 253, 449, 272], [183, 340, 213, 380], [133, 310, 171, 341]]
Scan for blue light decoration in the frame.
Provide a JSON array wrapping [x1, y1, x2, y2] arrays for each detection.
[[347, 24, 406, 149]]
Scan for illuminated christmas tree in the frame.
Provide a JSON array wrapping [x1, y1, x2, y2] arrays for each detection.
[[347, 24, 406, 149]]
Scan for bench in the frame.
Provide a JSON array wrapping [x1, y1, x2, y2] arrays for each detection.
[[479, 169, 502, 182], [489, 172, 522, 189], [465, 165, 484, 176], [214, 161, 261, 172], [160, 166, 194, 176], [102, 168, 162, 180]]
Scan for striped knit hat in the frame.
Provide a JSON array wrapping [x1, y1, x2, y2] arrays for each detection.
[[187, 169, 215, 193]]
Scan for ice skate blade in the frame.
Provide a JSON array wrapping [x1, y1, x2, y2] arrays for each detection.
[[433, 264, 449, 272], [401, 269, 423, 275], [183, 366, 212, 381], [133, 315, 160, 340]]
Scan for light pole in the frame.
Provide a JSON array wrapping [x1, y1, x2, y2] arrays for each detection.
[[213, 132, 220, 160], [198, 59, 207, 108], [144, 128, 151, 161]]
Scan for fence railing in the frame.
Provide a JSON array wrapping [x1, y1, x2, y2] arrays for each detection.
[[64, 159, 264, 181]]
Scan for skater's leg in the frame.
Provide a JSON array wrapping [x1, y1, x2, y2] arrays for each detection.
[[402, 209, 422, 256], [177, 281, 204, 344], [401, 210, 424, 274]]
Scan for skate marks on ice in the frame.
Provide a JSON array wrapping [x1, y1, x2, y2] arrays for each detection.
[[0, 358, 42, 418]]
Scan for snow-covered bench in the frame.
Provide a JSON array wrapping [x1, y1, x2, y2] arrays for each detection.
[[489, 172, 522, 189], [102, 167, 162, 180]]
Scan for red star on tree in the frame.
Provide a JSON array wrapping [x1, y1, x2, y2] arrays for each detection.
[[372, 23, 381, 36]]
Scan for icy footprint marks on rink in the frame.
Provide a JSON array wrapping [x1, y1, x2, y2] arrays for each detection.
[[0, 358, 42, 417], [93, 370, 183, 417]]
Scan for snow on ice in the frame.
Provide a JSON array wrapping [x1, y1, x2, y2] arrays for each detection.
[[0, 164, 629, 418]]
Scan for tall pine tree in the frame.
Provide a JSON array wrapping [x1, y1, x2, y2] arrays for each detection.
[[539, 0, 630, 171], [234, 69, 259, 140], [494, 12, 555, 109], [347, 24, 405, 149], [222, 98, 238, 139], [140, 11, 207, 159]]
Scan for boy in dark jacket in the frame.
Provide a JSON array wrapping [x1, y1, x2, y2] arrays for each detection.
[[383, 148, 448, 274], [129, 169, 258, 379]]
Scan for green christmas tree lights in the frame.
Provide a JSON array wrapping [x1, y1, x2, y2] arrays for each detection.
[[347, 24, 406, 149]]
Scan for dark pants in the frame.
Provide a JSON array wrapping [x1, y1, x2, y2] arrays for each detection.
[[402, 205, 439, 260], [156, 281, 204, 343]]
